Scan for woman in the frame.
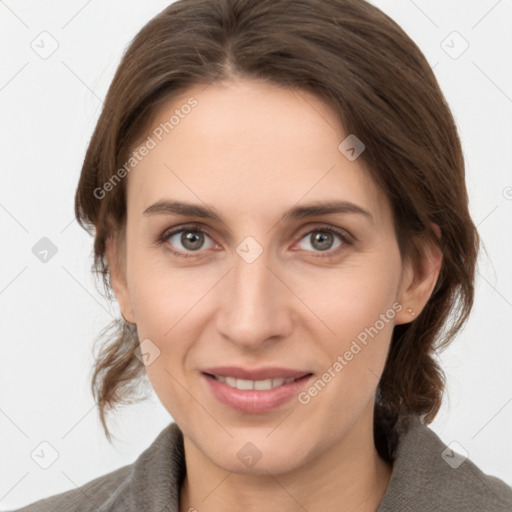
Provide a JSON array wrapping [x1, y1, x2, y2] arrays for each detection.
[[7, 0, 512, 511]]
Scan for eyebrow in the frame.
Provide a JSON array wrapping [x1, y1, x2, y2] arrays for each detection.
[[143, 199, 373, 223]]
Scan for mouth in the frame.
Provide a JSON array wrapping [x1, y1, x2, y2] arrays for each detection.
[[201, 371, 315, 414], [203, 372, 313, 391]]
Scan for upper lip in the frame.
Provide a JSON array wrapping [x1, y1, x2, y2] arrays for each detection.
[[202, 366, 312, 381]]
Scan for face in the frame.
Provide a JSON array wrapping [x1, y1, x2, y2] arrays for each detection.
[[108, 79, 440, 475]]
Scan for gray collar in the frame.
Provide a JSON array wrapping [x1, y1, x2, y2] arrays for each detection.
[[86, 415, 512, 511]]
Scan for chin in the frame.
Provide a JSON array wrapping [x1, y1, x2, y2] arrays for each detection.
[[223, 453, 302, 476], [206, 435, 311, 476]]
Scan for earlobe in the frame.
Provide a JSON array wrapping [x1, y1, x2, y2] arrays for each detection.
[[394, 226, 443, 325], [106, 234, 136, 324]]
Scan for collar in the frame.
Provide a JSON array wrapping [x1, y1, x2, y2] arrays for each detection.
[[113, 415, 512, 511]]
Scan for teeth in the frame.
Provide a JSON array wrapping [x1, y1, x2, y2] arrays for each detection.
[[215, 375, 297, 390]]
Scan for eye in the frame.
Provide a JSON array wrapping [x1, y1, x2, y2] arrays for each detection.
[[295, 226, 352, 257], [159, 224, 216, 257]]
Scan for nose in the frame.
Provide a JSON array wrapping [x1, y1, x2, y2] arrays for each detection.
[[215, 245, 293, 350]]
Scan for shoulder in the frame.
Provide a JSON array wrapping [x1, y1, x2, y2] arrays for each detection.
[[2, 463, 134, 512], [3, 422, 185, 512], [378, 414, 512, 512]]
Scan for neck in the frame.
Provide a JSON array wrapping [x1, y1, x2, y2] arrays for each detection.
[[179, 405, 392, 512]]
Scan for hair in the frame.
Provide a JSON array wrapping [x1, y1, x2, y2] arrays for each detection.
[[75, 0, 480, 460]]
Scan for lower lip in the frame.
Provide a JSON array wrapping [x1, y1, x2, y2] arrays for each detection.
[[202, 373, 313, 414]]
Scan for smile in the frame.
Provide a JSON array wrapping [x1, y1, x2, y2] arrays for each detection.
[[209, 374, 302, 390], [202, 372, 314, 414]]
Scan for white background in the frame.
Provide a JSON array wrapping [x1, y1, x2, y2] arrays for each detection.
[[1, 0, 511, 509]]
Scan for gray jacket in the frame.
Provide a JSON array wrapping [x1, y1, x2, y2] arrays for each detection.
[[5, 415, 512, 511]]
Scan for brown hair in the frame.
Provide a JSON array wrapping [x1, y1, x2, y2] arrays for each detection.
[[75, 0, 480, 460]]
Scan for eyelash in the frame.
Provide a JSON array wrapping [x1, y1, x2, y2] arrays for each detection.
[[157, 222, 353, 260]]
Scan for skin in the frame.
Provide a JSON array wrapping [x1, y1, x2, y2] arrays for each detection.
[[107, 79, 442, 512]]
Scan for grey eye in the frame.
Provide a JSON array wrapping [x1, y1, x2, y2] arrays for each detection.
[[298, 230, 343, 252], [168, 230, 214, 252]]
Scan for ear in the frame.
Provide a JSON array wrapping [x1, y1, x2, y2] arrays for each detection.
[[394, 224, 443, 325], [105, 231, 136, 324]]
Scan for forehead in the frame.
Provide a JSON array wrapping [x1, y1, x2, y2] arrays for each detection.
[[125, 79, 389, 225]]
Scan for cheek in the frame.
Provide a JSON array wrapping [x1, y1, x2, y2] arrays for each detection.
[[126, 254, 196, 416], [302, 253, 401, 374], [300, 254, 401, 330], [125, 246, 203, 403], [126, 244, 192, 337]]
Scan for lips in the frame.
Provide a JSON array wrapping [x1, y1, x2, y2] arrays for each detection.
[[201, 366, 312, 381], [202, 370, 314, 413]]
